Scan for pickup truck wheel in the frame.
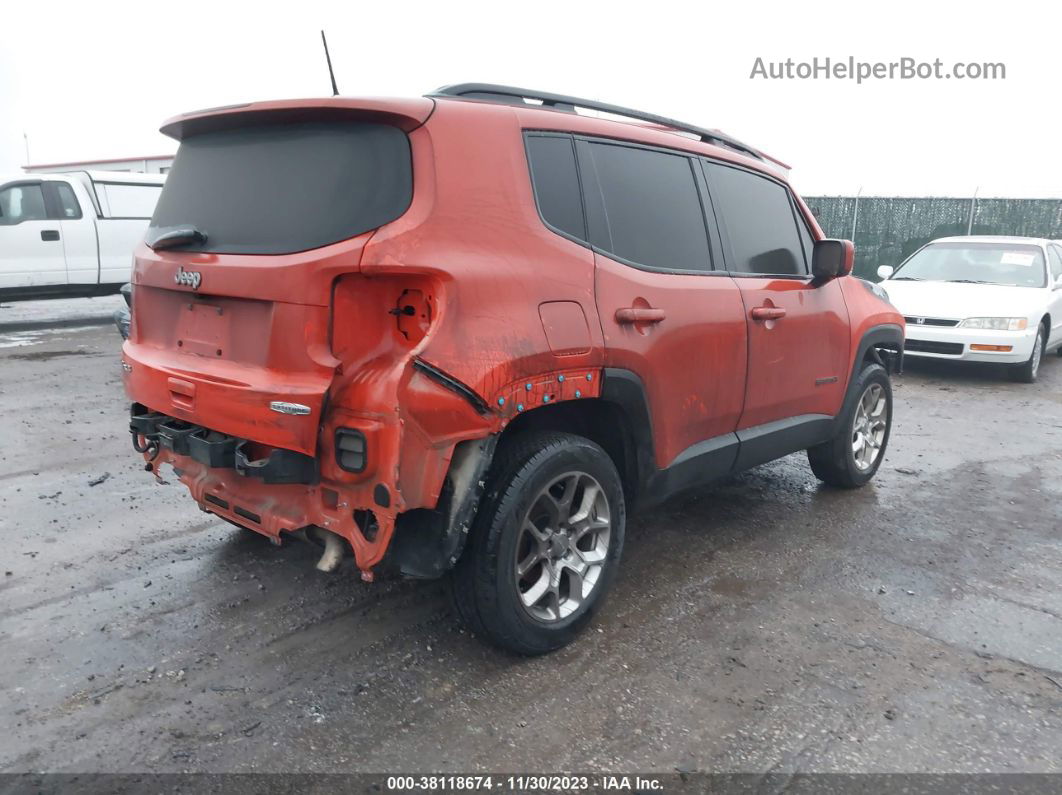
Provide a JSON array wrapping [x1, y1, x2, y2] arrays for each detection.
[[807, 363, 892, 488], [450, 431, 625, 655]]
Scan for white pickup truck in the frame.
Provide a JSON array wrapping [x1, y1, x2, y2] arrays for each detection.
[[0, 171, 164, 301]]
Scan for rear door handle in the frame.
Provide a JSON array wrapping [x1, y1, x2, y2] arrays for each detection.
[[41, 229, 60, 241], [616, 307, 666, 324], [751, 306, 786, 321]]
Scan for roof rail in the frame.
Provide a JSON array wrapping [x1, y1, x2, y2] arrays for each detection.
[[429, 83, 768, 163]]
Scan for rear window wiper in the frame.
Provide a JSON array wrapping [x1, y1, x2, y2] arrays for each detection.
[[147, 225, 207, 250], [947, 279, 990, 284], [890, 276, 923, 281]]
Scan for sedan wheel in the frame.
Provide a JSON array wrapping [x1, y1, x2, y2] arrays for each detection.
[[1011, 325, 1045, 383]]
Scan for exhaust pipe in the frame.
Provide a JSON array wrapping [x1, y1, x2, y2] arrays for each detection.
[[311, 527, 345, 573]]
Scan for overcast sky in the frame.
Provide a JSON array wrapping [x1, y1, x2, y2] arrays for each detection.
[[1, 0, 1058, 198]]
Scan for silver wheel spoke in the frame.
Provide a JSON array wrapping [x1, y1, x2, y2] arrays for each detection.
[[565, 565, 586, 605], [547, 579, 562, 620], [520, 565, 551, 608], [544, 474, 577, 520], [524, 519, 550, 544], [568, 481, 598, 525], [578, 537, 607, 565], [517, 549, 542, 576], [869, 398, 886, 420]]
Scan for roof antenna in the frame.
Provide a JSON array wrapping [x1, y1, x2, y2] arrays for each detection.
[[320, 30, 339, 96]]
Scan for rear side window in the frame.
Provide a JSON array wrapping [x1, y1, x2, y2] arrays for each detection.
[[96, 183, 161, 219], [53, 182, 83, 219], [526, 134, 586, 241], [150, 121, 412, 255], [584, 142, 711, 272], [704, 161, 807, 276]]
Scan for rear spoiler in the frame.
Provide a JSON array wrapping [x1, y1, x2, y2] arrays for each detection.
[[159, 97, 435, 140]]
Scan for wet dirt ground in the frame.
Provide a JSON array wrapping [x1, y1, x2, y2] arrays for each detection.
[[1, 303, 1060, 775]]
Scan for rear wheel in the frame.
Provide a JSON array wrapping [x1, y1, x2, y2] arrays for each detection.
[[450, 431, 625, 655], [1010, 324, 1045, 383], [808, 363, 892, 488]]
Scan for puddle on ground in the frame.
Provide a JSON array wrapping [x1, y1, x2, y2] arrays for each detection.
[[6, 348, 99, 361]]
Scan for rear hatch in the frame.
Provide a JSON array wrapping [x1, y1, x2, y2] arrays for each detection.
[[123, 98, 431, 456]]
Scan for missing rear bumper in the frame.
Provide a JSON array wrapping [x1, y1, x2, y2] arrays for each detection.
[[131, 404, 399, 576], [128, 404, 316, 484]]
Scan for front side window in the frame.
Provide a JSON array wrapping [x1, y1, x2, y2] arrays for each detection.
[[0, 183, 47, 225], [703, 161, 807, 276], [584, 141, 711, 272], [892, 242, 1046, 288], [795, 210, 815, 270], [525, 134, 586, 242], [1047, 245, 1062, 281]]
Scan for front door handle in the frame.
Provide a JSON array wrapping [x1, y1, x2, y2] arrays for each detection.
[[751, 305, 786, 321], [41, 229, 60, 241], [616, 307, 666, 324]]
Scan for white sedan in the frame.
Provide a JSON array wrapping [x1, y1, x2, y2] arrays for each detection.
[[878, 236, 1062, 382]]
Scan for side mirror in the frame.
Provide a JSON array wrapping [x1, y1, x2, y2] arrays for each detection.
[[877, 265, 895, 280], [1054, 274, 1062, 290], [812, 239, 855, 281]]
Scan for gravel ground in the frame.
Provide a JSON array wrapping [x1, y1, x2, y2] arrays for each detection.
[[0, 303, 1060, 776]]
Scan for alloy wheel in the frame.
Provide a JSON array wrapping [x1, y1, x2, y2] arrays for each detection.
[[515, 472, 612, 622], [1031, 330, 1043, 378], [852, 383, 888, 471]]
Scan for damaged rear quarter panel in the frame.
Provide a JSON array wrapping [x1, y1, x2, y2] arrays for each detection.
[[355, 102, 606, 510]]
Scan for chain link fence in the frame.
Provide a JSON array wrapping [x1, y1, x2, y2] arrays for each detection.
[[804, 196, 1062, 280]]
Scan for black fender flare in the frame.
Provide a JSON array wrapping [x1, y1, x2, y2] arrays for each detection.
[[829, 323, 904, 437], [600, 368, 656, 499], [848, 324, 904, 386]]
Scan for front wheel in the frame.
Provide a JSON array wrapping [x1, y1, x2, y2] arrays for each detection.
[[1010, 324, 1045, 383], [808, 363, 893, 488], [450, 431, 625, 655]]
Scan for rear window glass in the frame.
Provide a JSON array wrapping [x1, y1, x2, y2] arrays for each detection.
[[585, 142, 711, 272], [525, 134, 586, 241], [96, 182, 161, 219], [150, 121, 412, 255]]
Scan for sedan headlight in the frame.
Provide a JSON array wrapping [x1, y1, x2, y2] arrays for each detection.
[[959, 317, 1028, 330]]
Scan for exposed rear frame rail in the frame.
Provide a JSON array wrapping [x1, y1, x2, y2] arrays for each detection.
[[429, 83, 769, 163]]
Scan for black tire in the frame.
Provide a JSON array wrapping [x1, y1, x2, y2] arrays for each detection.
[[1009, 323, 1045, 383], [450, 431, 625, 655], [807, 363, 892, 488]]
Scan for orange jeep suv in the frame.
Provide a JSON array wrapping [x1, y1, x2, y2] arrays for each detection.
[[123, 85, 903, 654]]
